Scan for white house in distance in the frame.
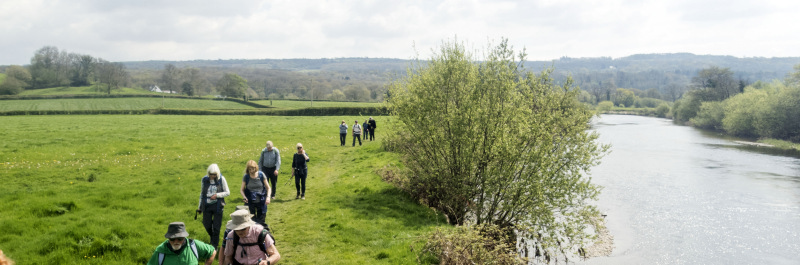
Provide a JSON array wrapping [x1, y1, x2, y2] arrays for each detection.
[[148, 85, 177, 94]]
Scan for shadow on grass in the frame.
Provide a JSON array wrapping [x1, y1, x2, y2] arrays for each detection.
[[339, 185, 446, 228]]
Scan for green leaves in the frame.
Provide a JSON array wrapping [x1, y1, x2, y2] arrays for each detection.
[[387, 38, 608, 259]]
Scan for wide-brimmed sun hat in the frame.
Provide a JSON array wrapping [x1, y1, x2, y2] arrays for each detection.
[[226, 209, 256, 230], [165, 222, 190, 239]]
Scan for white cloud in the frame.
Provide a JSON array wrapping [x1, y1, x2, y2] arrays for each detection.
[[1, 0, 799, 65]]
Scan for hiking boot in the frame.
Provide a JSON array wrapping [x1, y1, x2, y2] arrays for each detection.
[[271, 196, 275, 200], [295, 194, 300, 199], [301, 195, 305, 200]]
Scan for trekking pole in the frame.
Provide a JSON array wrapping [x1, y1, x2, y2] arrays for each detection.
[[284, 172, 295, 186]]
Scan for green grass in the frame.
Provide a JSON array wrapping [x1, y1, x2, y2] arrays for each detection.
[[0, 98, 255, 111], [0, 115, 445, 264], [252, 99, 382, 109], [18, 86, 160, 95]]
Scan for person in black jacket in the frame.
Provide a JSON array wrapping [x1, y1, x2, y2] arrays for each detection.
[[292, 143, 310, 200], [368, 117, 377, 141]]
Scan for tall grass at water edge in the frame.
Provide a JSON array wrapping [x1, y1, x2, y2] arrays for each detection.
[[0, 115, 446, 264]]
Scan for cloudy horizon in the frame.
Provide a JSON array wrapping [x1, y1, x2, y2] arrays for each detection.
[[2, 0, 799, 65]]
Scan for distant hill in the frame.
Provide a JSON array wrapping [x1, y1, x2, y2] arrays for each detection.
[[121, 53, 800, 98]]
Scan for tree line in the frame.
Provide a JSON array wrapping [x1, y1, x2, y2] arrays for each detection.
[[672, 65, 800, 143], [1, 46, 129, 95], [1, 46, 394, 102]]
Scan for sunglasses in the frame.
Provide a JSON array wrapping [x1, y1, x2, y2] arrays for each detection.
[[168, 237, 185, 242]]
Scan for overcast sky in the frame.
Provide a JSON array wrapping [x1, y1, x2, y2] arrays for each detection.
[[2, 0, 799, 65]]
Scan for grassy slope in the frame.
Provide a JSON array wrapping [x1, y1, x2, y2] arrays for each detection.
[[0, 98, 254, 111], [252, 100, 382, 109], [0, 115, 444, 265], [18, 86, 159, 95]]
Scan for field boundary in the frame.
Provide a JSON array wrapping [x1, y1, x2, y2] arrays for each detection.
[[0, 106, 390, 116], [0, 94, 270, 108]]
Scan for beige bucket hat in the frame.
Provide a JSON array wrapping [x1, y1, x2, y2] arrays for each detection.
[[226, 209, 256, 231]]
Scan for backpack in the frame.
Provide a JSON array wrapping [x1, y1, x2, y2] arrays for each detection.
[[158, 239, 198, 265], [243, 172, 267, 202], [231, 225, 276, 265]]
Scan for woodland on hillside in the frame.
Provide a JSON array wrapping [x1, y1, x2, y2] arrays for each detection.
[[2, 46, 799, 104]]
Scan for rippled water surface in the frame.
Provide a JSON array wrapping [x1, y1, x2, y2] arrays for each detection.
[[580, 115, 800, 265]]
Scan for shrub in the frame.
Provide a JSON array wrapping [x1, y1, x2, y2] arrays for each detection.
[[417, 224, 524, 265], [655, 103, 670, 118], [596, 101, 614, 112], [690, 101, 725, 130]]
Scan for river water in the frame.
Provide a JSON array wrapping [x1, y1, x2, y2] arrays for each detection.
[[579, 115, 800, 265]]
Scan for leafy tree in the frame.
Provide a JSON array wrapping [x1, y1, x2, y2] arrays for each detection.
[[597, 101, 614, 112], [0, 66, 32, 95], [672, 90, 703, 123], [754, 83, 800, 142], [160, 64, 180, 93], [655, 103, 670, 118], [691, 66, 739, 101], [329, 89, 346, 101], [70, 54, 94, 86], [217, 73, 247, 97], [787, 64, 800, 88], [29, 46, 66, 88], [96, 60, 128, 94], [387, 39, 607, 258], [721, 85, 770, 137], [690, 101, 725, 130], [613, 88, 636, 107], [181, 82, 194, 96]]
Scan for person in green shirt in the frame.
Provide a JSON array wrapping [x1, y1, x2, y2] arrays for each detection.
[[147, 222, 217, 265]]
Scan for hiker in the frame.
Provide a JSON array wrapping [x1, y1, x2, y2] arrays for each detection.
[[241, 160, 270, 225], [197, 163, 230, 250], [258, 141, 281, 200], [223, 210, 281, 265], [0, 249, 13, 265], [147, 222, 216, 265], [352, 120, 362, 146], [339, 120, 348, 146], [219, 206, 250, 265], [362, 120, 370, 143], [368, 117, 376, 141], [292, 143, 310, 200]]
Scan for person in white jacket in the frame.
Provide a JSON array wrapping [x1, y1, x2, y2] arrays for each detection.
[[352, 120, 362, 146], [196, 163, 230, 250]]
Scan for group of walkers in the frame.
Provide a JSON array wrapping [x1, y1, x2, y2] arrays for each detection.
[[147, 117, 378, 264], [340, 117, 376, 146], [148, 139, 312, 265]]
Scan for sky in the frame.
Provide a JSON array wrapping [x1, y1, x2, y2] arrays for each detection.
[[2, 0, 799, 65]]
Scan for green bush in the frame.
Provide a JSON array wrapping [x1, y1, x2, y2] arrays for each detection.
[[691, 101, 725, 130], [655, 103, 670, 118], [722, 87, 767, 137], [672, 91, 702, 124], [596, 101, 614, 112]]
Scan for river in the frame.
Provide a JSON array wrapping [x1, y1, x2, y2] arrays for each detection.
[[579, 115, 800, 265]]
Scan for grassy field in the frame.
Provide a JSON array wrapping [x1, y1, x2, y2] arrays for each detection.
[[18, 86, 160, 95], [252, 99, 382, 109], [0, 115, 443, 264], [0, 98, 255, 111]]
